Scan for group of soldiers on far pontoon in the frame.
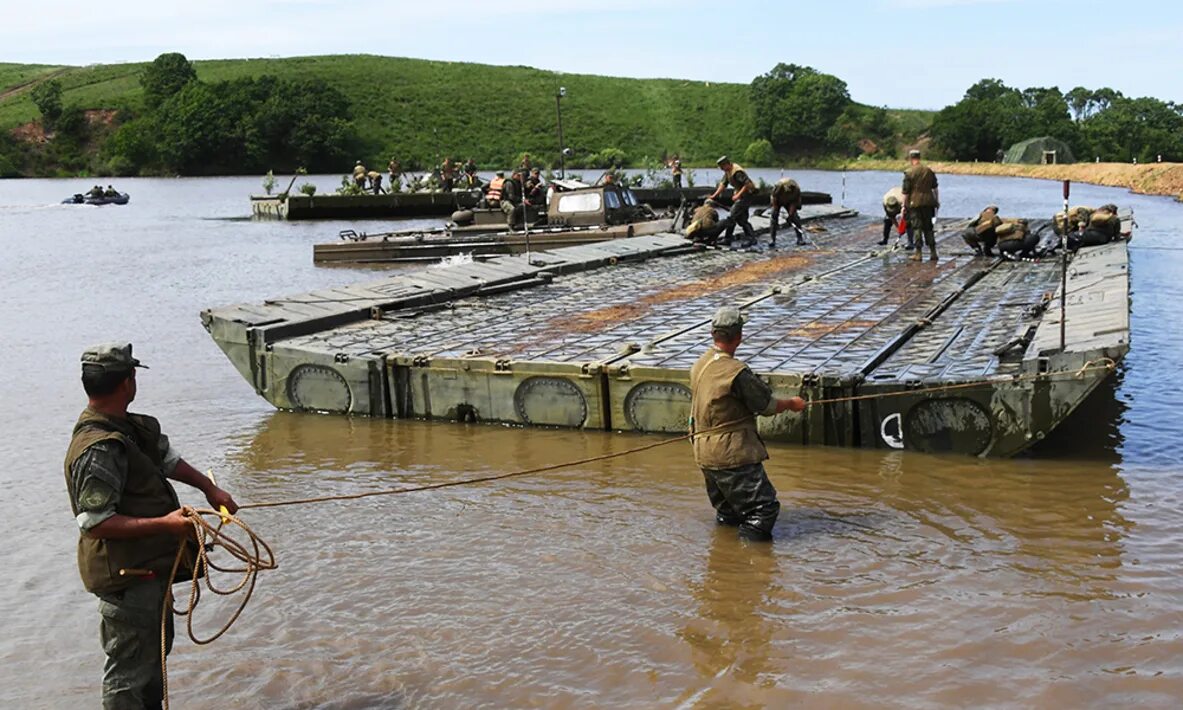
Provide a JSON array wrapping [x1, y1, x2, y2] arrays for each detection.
[[349, 156, 484, 194]]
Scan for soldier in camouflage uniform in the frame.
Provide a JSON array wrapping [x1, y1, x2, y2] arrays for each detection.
[[64, 344, 238, 709], [690, 308, 802, 541], [901, 149, 940, 261], [769, 177, 805, 247], [708, 156, 758, 247]]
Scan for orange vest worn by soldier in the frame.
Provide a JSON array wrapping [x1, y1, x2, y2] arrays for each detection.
[[486, 175, 505, 204]]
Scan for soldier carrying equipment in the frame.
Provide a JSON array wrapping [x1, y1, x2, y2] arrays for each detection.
[[770, 177, 805, 247], [352, 161, 367, 189]]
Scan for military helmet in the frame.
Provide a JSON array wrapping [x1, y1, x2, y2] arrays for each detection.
[[716, 155, 731, 166], [908, 149, 921, 158]]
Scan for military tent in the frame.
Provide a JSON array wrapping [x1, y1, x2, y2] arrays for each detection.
[[1003, 136, 1076, 164]]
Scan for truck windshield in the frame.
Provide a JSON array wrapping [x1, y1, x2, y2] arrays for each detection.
[[622, 189, 638, 206], [604, 190, 622, 210], [557, 192, 602, 213]]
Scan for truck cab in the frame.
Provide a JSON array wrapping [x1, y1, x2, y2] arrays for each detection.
[[455, 180, 645, 230]]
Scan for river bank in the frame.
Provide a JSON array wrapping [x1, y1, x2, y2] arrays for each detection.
[[830, 159, 1183, 201]]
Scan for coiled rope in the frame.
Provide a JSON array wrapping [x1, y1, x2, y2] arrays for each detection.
[[158, 358, 1117, 706]]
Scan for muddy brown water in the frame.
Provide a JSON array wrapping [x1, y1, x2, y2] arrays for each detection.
[[1, 172, 1181, 708]]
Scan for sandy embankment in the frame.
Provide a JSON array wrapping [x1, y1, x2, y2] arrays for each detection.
[[854, 161, 1183, 201]]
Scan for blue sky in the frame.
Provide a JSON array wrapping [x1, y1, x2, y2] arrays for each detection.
[[2, 0, 1179, 109]]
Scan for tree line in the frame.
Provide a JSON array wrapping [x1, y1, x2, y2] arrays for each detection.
[[5, 53, 1182, 177], [930, 78, 1183, 163], [9, 53, 357, 176]]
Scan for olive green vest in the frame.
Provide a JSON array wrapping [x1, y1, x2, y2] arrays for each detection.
[[996, 219, 1028, 244], [689, 348, 768, 469], [724, 163, 752, 191], [64, 408, 190, 594], [772, 179, 801, 206], [903, 165, 937, 208], [975, 208, 1001, 235]]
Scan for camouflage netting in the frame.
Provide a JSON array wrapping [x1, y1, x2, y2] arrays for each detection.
[[1004, 136, 1076, 164]]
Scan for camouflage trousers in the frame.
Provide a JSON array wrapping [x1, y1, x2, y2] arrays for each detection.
[[701, 463, 780, 539], [96, 579, 174, 710], [770, 204, 802, 242], [722, 197, 756, 242], [907, 206, 936, 249]]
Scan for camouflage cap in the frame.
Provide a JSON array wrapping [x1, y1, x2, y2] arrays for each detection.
[[81, 342, 148, 373], [711, 306, 745, 330]]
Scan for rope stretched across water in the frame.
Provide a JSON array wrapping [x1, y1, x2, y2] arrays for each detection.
[[158, 358, 1116, 706]]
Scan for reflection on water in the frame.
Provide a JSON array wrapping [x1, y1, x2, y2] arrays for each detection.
[[2, 174, 1181, 707]]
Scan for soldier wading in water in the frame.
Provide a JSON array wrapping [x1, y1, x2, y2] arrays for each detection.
[[690, 308, 805, 541]]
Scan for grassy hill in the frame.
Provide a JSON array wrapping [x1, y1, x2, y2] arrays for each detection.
[[0, 54, 934, 175]]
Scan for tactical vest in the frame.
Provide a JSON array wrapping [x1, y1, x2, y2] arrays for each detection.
[[689, 348, 769, 469], [353, 166, 366, 179], [724, 163, 753, 191], [367, 171, 381, 180], [773, 179, 801, 206], [486, 177, 504, 202], [64, 408, 192, 594], [686, 206, 719, 237], [903, 165, 937, 208], [996, 219, 1028, 243], [975, 208, 1001, 235], [672, 161, 683, 175], [1089, 210, 1117, 228]]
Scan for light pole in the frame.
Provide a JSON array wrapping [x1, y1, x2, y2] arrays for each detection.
[[556, 86, 567, 179]]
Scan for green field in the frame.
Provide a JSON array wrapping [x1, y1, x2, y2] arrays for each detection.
[[0, 54, 934, 174]]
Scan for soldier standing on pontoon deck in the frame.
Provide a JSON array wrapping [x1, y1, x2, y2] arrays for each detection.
[[708, 156, 758, 247], [671, 154, 684, 189], [901, 149, 940, 261], [690, 308, 804, 542]]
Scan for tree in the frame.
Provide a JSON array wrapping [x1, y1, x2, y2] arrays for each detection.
[[141, 52, 197, 108], [30, 79, 63, 129], [749, 63, 851, 154], [743, 139, 775, 166]]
